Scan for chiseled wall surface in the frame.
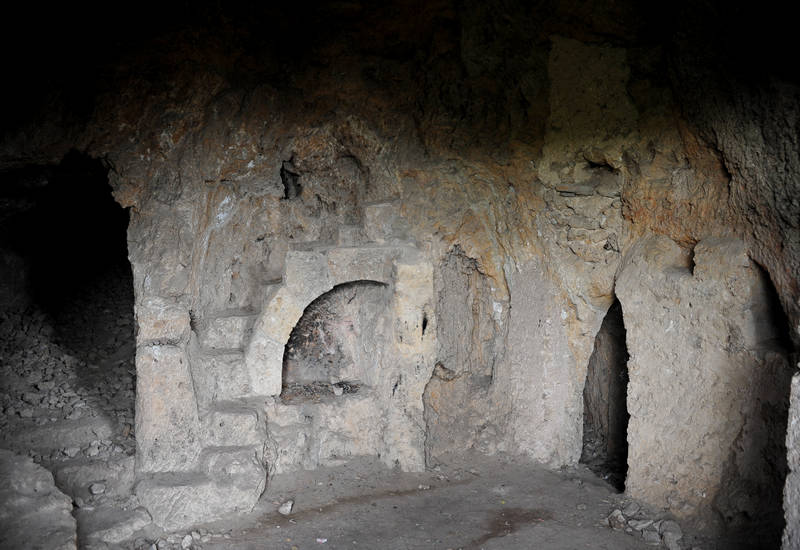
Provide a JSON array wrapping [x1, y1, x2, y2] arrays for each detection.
[[1, 1, 798, 535], [784, 373, 800, 550], [618, 235, 794, 541]]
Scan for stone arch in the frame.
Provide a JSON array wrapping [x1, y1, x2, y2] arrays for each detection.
[[281, 279, 390, 393], [244, 246, 409, 396]]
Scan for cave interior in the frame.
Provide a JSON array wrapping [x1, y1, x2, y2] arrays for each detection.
[[0, 1, 799, 549]]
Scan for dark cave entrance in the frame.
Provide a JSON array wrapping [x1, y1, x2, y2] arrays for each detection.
[[0, 150, 135, 450], [581, 297, 630, 491], [281, 280, 390, 403]]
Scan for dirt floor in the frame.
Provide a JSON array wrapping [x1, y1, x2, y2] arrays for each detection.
[[144, 455, 697, 550]]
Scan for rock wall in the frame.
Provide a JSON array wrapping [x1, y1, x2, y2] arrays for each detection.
[[784, 373, 800, 549], [1, 0, 798, 540], [617, 236, 794, 543], [0, 448, 77, 550], [423, 247, 504, 462]]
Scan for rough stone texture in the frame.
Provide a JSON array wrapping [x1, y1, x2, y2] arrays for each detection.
[[283, 281, 390, 385], [2, 416, 115, 455], [502, 259, 579, 466], [135, 345, 201, 473], [202, 404, 265, 448], [54, 455, 135, 500], [77, 505, 152, 545], [136, 446, 266, 531], [2, 0, 798, 540], [135, 297, 191, 345], [784, 373, 800, 550], [188, 344, 251, 408], [617, 235, 794, 542], [0, 448, 77, 550], [198, 313, 254, 350], [423, 248, 501, 461]]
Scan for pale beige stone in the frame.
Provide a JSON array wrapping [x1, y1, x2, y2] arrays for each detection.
[[136, 297, 190, 344], [327, 246, 395, 285], [135, 345, 202, 473]]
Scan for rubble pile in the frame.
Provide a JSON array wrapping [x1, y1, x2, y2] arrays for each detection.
[[0, 267, 135, 455]]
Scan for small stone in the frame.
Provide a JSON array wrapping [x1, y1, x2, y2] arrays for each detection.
[[659, 520, 682, 537], [278, 500, 294, 516], [417, 484, 431, 490], [628, 519, 653, 531], [663, 532, 683, 550], [192, 530, 201, 540], [576, 503, 587, 511], [642, 529, 661, 545], [181, 533, 193, 548], [332, 385, 344, 396], [622, 501, 641, 517], [89, 482, 106, 495], [607, 509, 626, 530]]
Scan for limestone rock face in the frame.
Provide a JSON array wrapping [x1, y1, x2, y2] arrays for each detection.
[[784, 373, 800, 550], [1, 0, 798, 541], [617, 236, 794, 540], [0, 448, 77, 550]]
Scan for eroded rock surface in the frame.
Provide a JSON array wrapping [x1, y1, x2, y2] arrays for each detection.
[[0, 448, 77, 550], [618, 236, 794, 543], [0, 0, 798, 545]]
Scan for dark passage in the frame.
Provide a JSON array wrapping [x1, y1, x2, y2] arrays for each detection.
[[1, 151, 133, 361], [581, 298, 629, 491], [0, 151, 136, 456]]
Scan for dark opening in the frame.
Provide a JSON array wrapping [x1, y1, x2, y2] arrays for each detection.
[[0, 150, 136, 459], [281, 280, 389, 403], [280, 160, 301, 200], [581, 297, 630, 491]]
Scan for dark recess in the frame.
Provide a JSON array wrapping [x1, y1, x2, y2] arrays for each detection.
[[280, 161, 302, 200], [581, 298, 630, 492], [0, 151, 130, 314]]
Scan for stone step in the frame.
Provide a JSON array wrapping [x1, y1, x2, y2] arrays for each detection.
[[190, 349, 250, 409], [136, 448, 266, 531], [199, 311, 258, 351], [202, 401, 265, 447], [53, 454, 135, 501], [77, 504, 152, 546], [1, 416, 115, 455]]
